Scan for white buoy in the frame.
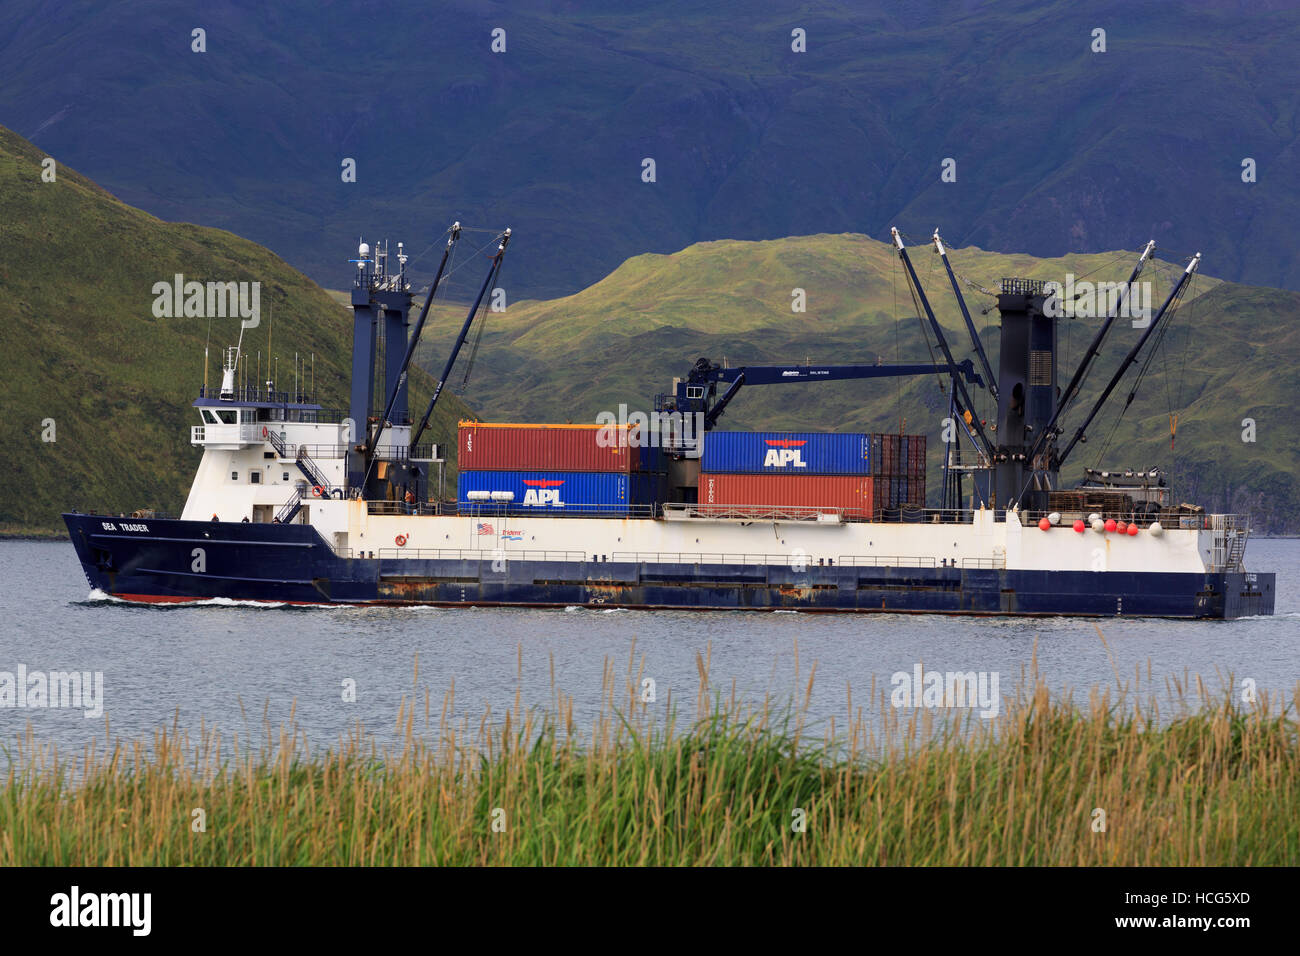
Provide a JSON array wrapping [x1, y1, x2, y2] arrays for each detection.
[[1091, 518, 1106, 533], [1088, 512, 1101, 524], [1148, 522, 1164, 537], [1048, 511, 1062, 526]]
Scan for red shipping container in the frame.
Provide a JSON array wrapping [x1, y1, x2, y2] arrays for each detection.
[[459, 422, 637, 473], [907, 435, 926, 477], [698, 473, 874, 518], [908, 476, 926, 507]]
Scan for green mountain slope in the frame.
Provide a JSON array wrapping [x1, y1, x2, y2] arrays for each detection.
[[416, 233, 1300, 533], [0, 125, 470, 535], [2, 1, 1298, 299]]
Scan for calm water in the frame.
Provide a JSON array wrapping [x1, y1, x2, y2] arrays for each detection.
[[1, 539, 1296, 759]]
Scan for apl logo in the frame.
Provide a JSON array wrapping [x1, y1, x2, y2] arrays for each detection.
[[521, 479, 565, 506], [763, 438, 807, 468]]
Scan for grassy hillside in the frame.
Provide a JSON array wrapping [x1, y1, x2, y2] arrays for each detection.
[[417, 233, 1300, 532], [0, 125, 471, 536]]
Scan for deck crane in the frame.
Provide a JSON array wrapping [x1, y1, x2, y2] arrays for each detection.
[[932, 229, 999, 401], [1022, 240, 1155, 477], [1056, 253, 1200, 468], [661, 357, 986, 431], [409, 228, 511, 453], [891, 228, 997, 462]]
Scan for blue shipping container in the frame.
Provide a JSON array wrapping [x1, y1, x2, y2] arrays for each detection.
[[702, 431, 871, 475], [458, 471, 660, 515]]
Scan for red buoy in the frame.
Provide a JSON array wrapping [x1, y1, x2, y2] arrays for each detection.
[[1073, 519, 1086, 533], [1039, 517, 1051, 531], [1127, 523, 1139, 536], [1116, 521, 1128, 534], [1104, 519, 1117, 533]]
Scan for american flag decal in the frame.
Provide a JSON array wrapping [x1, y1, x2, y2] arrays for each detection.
[[476, 522, 494, 535]]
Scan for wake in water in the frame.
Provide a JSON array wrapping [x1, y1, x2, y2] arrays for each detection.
[[78, 589, 294, 611]]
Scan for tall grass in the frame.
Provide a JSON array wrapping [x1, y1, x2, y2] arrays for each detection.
[[2, 650, 1297, 866]]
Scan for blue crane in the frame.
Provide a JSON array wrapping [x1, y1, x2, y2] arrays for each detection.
[[660, 356, 986, 429]]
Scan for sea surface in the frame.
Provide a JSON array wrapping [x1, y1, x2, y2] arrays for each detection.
[[1, 539, 1296, 762]]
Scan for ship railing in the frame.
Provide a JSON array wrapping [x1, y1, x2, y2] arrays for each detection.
[[70, 509, 181, 520], [663, 503, 977, 524], [288, 443, 438, 461], [957, 556, 1005, 569], [455, 503, 660, 518], [298, 483, 348, 500], [666, 503, 861, 521], [873, 507, 975, 524], [280, 407, 346, 424], [1208, 514, 1252, 572], [198, 385, 306, 404], [1020, 508, 1251, 532], [837, 555, 939, 568], [275, 488, 303, 524], [611, 551, 825, 566], [835, 555, 1004, 569], [340, 548, 589, 562]]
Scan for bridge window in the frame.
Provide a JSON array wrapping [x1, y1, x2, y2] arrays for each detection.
[[250, 471, 261, 484], [282, 472, 290, 482], [231, 471, 239, 481], [686, 386, 705, 399]]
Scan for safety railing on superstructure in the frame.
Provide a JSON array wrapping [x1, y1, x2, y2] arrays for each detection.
[[198, 385, 309, 404], [1208, 514, 1251, 573], [283, 443, 438, 461], [275, 488, 303, 524], [265, 431, 332, 490]]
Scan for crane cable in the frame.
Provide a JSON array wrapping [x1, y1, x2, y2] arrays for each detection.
[[1089, 257, 1193, 468], [457, 256, 505, 395]]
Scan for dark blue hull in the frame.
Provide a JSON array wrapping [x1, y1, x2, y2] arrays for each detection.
[[64, 514, 1275, 619]]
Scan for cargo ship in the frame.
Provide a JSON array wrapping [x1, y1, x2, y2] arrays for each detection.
[[64, 226, 1275, 617]]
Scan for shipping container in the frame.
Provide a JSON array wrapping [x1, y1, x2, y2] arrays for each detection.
[[910, 475, 926, 507], [702, 431, 871, 475], [875, 434, 899, 476], [698, 473, 874, 518], [874, 475, 926, 512], [906, 435, 926, 476], [458, 422, 665, 474], [458, 470, 660, 515], [870, 433, 926, 479]]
